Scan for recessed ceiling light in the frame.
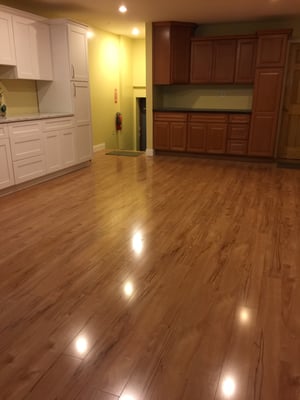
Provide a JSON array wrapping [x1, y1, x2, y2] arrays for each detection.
[[86, 30, 94, 39], [132, 27, 140, 36], [119, 5, 127, 13]]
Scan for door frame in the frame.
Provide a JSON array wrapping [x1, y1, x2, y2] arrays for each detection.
[[275, 39, 300, 159], [133, 87, 146, 151]]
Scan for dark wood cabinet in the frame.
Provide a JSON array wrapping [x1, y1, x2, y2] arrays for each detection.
[[187, 113, 227, 154], [206, 124, 227, 153], [153, 112, 187, 151], [256, 31, 291, 68], [213, 40, 237, 83], [248, 68, 284, 156], [190, 39, 237, 83], [235, 38, 257, 83], [153, 120, 170, 150], [190, 40, 213, 83], [187, 123, 206, 152], [227, 113, 250, 155], [153, 22, 196, 84]]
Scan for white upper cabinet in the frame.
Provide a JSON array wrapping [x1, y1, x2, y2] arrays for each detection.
[[0, 11, 16, 66], [12, 16, 53, 80], [35, 22, 53, 81], [13, 16, 38, 79], [68, 24, 89, 81]]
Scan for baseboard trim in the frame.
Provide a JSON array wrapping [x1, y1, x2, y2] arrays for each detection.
[[93, 143, 106, 152], [146, 148, 154, 156]]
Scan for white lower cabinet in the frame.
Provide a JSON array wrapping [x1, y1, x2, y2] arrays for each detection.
[[9, 121, 44, 161], [76, 124, 92, 163], [0, 138, 14, 189], [43, 117, 76, 172], [13, 155, 46, 184]]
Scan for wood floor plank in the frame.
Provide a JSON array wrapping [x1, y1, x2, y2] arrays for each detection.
[[0, 152, 299, 399]]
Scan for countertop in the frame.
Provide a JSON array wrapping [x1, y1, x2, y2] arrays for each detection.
[[153, 108, 252, 114], [0, 113, 73, 124]]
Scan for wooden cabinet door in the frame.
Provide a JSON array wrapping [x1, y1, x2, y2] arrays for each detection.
[[249, 68, 284, 157], [153, 22, 195, 84], [153, 121, 170, 150], [248, 114, 277, 156], [171, 24, 195, 84], [45, 131, 62, 173], [213, 40, 237, 83], [252, 68, 284, 113], [206, 124, 227, 153], [187, 123, 206, 153], [190, 40, 213, 83], [235, 38, 257, 83], [170, 122, 187, 151], [228, 124, 249, 140], [152, 23, 171, 84], [61, 128, 76, 167], [256, 33, 289, 68]]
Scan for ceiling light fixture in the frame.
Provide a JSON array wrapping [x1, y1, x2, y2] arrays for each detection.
[[86, 31, 94, 39], [119, 5, 127, 13], [132, 27, 140, 36]]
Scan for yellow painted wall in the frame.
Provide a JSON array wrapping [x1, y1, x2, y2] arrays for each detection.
[[0, 80, 39, 116], [88, 30, 142, 150], [88, 29, 120, 150], [132, 39, 146, 87]]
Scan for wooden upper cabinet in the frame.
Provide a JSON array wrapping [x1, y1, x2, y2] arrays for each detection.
[[190, 38, 237, 83], [190, 40, 213, 83], [235, 38, 257, 83], [153, 22, 196, 84], [256, 31, 291, 68], [213, 40, 237, 83]]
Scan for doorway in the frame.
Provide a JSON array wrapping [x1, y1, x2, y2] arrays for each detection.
[[278, 43, 300, 160], [137, 97, 146, 151]]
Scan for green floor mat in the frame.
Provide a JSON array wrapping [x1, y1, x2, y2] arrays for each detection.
[[106, 150, 143, 157]]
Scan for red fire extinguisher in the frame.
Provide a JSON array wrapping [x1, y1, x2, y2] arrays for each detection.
[[116, 112, 122, 131]]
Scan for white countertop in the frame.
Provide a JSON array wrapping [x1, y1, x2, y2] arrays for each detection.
[[0, 113, 73, 124]]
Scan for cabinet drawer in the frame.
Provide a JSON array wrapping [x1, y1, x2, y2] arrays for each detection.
[[0, 125, 8, 138], [13, 155, 46, 184], [227, 139, 248, 155], [229, 114, 251, 123], [10, 133, 44, 161], [154, 112, 187, 122], [42, 117, 74, 132], [228, 124, 249, 140], [188, 113, 228, 123]]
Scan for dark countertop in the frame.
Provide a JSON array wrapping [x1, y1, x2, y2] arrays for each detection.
[[153, 108, 252, 114]]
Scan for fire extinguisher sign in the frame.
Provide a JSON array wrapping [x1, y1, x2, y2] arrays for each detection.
[[114, 88, 118, 104]]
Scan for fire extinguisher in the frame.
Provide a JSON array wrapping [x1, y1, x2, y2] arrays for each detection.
[[116, 112, 122, 131]]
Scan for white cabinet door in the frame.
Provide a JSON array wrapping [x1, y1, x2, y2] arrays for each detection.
[[0, 138, 14, 189], [43, 117, 74, 173], [76, 125, 93, 163], [61, 128, 76, 168], [72, 81, 93, 161], [68, 24, 89, 81], [12, 16, 53, 80], [34, 22, 53, 81], [0, 11, 16, 66], [13, 16, 38, 79], [45, 131, 62, 173]]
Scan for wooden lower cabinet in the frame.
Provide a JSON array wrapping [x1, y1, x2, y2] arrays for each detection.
[[206, 124, 227, 153], [248, 114, 277, 156], [187, 113, 227, 154], [154, 111, 255, 157], [153, 112, 187, 151]]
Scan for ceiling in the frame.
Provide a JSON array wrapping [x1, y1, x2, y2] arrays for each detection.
[[1, 0, 300, 38]]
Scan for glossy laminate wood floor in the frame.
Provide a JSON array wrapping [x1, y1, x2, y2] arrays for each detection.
[[0, 152, 300, 400]]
